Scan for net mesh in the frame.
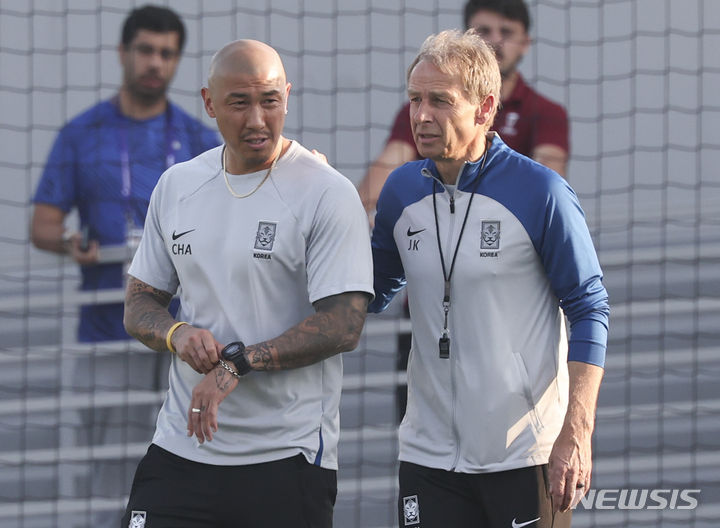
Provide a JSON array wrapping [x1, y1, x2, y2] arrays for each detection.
[[1, 1, 719, 527]]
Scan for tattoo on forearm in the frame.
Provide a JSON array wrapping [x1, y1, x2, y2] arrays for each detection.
[[246, 292, 369, 371], [124, 277, 175, 351], [215, 367, 234, 392], [247, 342, 275, 370]]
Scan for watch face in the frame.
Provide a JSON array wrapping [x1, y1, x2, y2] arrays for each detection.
[[222, 341, 244, 359]]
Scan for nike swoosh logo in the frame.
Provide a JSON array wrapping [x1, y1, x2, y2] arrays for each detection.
[[407, 227, 426, 237], [172, 229, 196, 241], [512, 517, 540, 528]]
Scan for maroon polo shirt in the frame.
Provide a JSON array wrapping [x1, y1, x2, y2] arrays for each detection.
[[387, 74, 569, 159]]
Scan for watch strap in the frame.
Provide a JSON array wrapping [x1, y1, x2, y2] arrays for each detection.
[[221, 341, 252, 376]]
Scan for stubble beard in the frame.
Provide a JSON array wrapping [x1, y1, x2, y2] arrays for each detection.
[[125, 74, 169, 108], [129, 86, 167, 107], [498, 53, 523, 80]]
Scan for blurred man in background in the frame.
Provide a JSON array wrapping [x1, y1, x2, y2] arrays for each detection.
[[31, 4, 218, 342], [29, 5, 219, 527]]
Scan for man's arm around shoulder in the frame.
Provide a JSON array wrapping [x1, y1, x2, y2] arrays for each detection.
[[358, 140, 418, 224]]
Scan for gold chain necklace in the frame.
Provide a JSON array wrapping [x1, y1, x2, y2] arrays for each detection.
[[222, 146, 279, 199]]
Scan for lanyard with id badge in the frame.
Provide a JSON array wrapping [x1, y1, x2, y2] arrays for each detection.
[[116, 101, 177, 264]]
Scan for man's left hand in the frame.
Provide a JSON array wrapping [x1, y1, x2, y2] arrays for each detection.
[[187, 363, 239, 443]]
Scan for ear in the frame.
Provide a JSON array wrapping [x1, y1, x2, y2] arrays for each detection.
[[519, 33, 532, 57], [201, 87, 216, 118], [284, 82, 292, 114], [475, 94, 496, 126]]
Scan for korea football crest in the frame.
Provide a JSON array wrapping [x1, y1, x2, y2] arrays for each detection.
[[481, 221, 500, 249], [253, 221, 277, 260], [128, 511, 146, 528], [479, 220, 500, 258], [403, 495, 420, 525], [254, 221, 277, 251]]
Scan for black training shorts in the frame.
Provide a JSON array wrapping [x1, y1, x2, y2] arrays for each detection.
[[398, 461, 572, 528], [121, 444, 336, 528]]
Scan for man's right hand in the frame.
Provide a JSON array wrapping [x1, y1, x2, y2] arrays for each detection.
[[66, 233, 100, 265], [171, 324, 222, 374]]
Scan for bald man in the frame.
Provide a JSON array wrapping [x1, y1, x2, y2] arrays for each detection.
[[120, 40, 373, 528]]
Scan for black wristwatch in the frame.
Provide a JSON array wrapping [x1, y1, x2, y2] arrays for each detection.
[[220, 341, 252, 376]]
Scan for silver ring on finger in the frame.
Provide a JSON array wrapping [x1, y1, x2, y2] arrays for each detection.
[[191, 408, 202, 413]]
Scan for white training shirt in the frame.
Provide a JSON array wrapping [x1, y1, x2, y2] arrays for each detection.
[[128, 141, 374, 469]]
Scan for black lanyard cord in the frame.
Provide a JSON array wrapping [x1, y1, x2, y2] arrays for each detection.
[[431, 143, 489, 358], [432, 178, 478, 292]]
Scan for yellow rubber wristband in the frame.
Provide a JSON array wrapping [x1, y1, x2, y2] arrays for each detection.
[[165, 321, 189, 353]]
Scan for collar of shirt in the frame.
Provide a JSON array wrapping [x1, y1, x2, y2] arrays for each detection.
[[503, 73, 530, 109]]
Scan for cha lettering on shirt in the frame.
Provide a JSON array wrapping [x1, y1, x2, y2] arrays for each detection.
[[253, 221, 277, 260], [171, 228, 195, 255]]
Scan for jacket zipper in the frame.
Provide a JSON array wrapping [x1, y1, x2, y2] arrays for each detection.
[[444, 178, 462, 469], [447, 192, 463, 469], [448, 164, 468, 468], [422, 164, 467, 469]]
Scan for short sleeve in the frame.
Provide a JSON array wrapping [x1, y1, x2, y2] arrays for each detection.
[[533, 101, 569, 154], [127, 174, 180, 295], [33, 127, 76, 211], [305, 179, 374, 304]]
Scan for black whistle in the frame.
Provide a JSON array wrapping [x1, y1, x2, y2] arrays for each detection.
[[439, 335, 450, 359]]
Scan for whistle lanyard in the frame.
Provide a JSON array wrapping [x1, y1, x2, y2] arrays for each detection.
[[432, 148, 489, 359], [116, 101, 176, 226]]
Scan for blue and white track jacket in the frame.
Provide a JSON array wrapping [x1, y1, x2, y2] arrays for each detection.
[[369, 134, 609, 473]]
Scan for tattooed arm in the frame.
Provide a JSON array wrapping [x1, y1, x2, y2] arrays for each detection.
[[244, 291, 370, 371], [186, 291, 370, 443], [124, 275, 221, 373], [123, 275, 174, 351]]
